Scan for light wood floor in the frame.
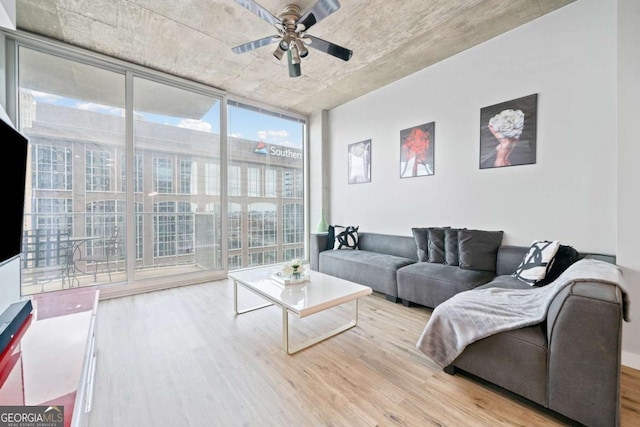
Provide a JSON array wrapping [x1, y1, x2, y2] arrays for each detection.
[[88, 278, 640, 426]]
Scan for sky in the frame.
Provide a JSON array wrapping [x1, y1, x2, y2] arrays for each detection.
[[24, 89, 304, 149]]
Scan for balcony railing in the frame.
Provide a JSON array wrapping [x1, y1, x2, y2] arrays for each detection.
[[20, 212, 220, 294], [20, 211, 303, 295]]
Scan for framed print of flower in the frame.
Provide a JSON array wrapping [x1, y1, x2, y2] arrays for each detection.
[[480, 94, 538, 169], [400, 122, 434, 178]]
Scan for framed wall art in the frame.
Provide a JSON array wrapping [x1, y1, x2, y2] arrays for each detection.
[[348, 139, 371, 184], [400, 121, 435, 178], [479, 94, 538, 169]]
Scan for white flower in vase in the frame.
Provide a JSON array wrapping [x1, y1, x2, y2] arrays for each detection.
[[282, 259, 305, 278], [282, 264, 294, 277]]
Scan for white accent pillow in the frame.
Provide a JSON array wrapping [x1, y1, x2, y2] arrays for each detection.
[[334, 226, 359, 250], [513, 240, 560, 285]]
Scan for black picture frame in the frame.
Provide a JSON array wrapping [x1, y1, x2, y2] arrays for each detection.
[[479, 94, 538, 169]]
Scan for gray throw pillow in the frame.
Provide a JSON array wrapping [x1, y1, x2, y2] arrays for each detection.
[[444, 228, 462, 266], [458, 229, 504, 272], [427, 227, 448, 264], [411, 228, 429, 262]]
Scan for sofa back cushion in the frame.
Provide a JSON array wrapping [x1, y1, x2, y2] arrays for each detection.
[[358, 232, 419, 261], [458, 229, 504, 272], [496, 245, 530, 275]]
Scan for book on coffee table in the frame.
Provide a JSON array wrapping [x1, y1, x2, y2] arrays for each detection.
[[271, 272, 310, 285]]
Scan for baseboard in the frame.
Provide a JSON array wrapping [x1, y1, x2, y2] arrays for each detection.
[[622, 351, 640, 370]]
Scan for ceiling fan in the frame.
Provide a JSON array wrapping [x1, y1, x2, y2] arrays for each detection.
[[232, 0, 353, 77]]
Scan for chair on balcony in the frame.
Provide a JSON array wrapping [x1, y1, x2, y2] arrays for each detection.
[[21, 228, 72, 290], [74, 227, 120, 283]]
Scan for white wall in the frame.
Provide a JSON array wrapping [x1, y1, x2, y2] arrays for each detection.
[[309, 110, 330, 233], [0, 0, 10, 107], [319, 0, 640, 367], [327, 0, 616, 254], [617, 0, 640, 368], [0, 0, 16, 30], [0, 257, 21, 313]]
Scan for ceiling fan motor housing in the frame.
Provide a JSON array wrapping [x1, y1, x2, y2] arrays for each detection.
[[280, 4, 302, 23], [279, 5, 302, 49]]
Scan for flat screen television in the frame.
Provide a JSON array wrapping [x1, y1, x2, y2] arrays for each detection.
[[0, 106, 28, 267]]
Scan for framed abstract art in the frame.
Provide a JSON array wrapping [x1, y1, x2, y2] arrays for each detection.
[[400, 122, 435, 178], [348, 139, 371, 184]]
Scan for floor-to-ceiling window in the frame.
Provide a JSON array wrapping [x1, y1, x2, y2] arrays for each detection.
[[7, 31, 307, 295], [16, 46, 127, 294], [11, 36, 225, 295], [227, 101, 306, 269], [132, 76, 222, 282]]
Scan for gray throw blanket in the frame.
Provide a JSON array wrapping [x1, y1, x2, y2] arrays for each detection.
[[417, 258, 629, 368]]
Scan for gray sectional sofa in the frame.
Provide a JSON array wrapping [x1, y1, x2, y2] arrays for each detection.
[[309, 230, 625, 427], [311, 230, 520, 307]]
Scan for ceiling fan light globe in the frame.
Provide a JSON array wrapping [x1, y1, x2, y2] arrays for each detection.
[[291, 45, 301, 65], [273, 46, 285, 60], [295, 39, 309, 58]]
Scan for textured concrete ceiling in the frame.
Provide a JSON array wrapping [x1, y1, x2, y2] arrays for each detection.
[[15, 0, 576, 117]]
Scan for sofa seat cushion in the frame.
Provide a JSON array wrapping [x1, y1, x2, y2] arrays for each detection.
[[475, 275, 531, 291], [452, 324, 548, 406], [396, 263, 495, 308], [319, 250, 414, 297]]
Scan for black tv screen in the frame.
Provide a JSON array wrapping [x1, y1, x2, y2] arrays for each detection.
[[0, 109, 28, 266]]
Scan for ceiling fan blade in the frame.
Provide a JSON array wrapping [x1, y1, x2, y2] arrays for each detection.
[[305, 35, 352, 61], [233, 0, 282, 28], [296, 0, 341, 32], [232, 36, 280, 54]]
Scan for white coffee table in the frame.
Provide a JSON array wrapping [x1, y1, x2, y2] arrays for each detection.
[[229, 265, 372, 354]]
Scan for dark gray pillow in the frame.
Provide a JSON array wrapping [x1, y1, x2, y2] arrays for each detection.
[[444, 228, 462, 266], [427, 227, 447, 264], [411, 228, 429, 262], [537, 245, 579, 286], [458, 229, 504, 272]]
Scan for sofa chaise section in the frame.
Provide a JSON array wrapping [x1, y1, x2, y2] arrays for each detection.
[[448, 278, 624, 427], [444, 249, 621, 426]]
